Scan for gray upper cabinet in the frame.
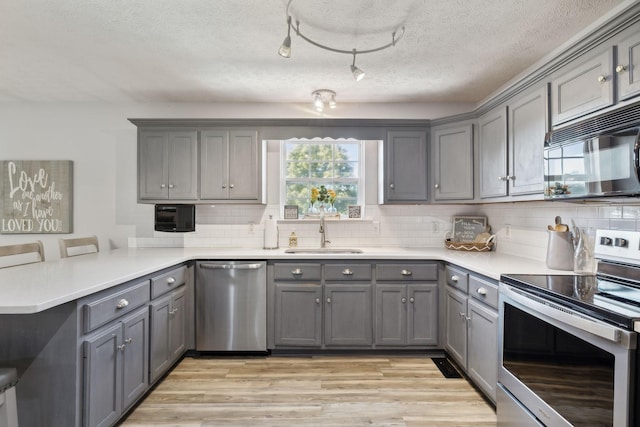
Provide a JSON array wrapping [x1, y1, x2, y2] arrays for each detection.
[[616, 29, 640, 102], [200, 129, 263, 202], [381, 130, 429, 203], [138, 130, 198, 201], [551, 49, 614, 125], [432, 124, 474, 201], [478, 108, 508, 198]]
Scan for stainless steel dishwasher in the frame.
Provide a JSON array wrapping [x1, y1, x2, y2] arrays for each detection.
[[195, 261, 267, 351]]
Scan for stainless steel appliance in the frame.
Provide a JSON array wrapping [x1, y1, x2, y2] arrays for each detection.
[[195, 261, 267, 351], [155, 204, 196, 232], [499, 229, 640, 426], [544, 102, 640, 200]]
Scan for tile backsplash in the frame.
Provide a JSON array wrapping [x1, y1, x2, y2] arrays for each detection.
[[128, 200, 640, 262]]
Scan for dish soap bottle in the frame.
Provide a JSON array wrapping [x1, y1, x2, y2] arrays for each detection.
[[288, 232, 298, 247]]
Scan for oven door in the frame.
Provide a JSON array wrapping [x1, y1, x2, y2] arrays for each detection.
[[498, 283, 636, 427]]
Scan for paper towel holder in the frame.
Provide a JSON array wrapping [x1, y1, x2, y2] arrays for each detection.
[[264, 215, 279, 249]]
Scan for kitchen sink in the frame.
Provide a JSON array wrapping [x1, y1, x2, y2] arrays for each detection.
[[284, 248, 363, 254]]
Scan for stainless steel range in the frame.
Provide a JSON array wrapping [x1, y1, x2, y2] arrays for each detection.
[[498, 229, 640, 427]]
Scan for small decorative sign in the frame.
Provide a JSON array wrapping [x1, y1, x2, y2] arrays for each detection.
[[0, 160, 73, 234], [284, 204, 299, 219], [452, 216, 487, 243], [348, 205, 361, 219]]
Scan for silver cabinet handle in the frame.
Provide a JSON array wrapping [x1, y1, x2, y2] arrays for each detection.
[[498, 176, 506, 181], [409, 297, 415, 303], [508, 175, 516, 181], [389, 183, 395, 189], [434, 184, 440, 189], [200, 263, 264, 270], [616, 64, 627, 73], [116, 299, 129, 309], [230, 184, 234, 189], [169, 308, 178, 315], [168, 184, 174, 189], [476, 287, 487, 296], [598, 75, 607, 83], [459, 312, 466, 318], [160, 184, 167, 188], [326, 297, 332, 303], [222, 184, 227, 189], [401, 269, 412, 276], [167, 277, 176, 284], [451, 275, 459, 282], [291, 268, 302, 275], [401, 297, 407, 304], [315, 298, 321, 304], [125, 338, 133, 344], [342, 269, 353, 276], [117, 344, 126, 351]]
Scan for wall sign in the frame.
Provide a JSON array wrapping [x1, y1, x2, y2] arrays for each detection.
[[0, 160, 73, 234], [452, 216, 487, 242]]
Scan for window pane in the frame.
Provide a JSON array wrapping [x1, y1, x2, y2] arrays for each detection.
[[334, 162, 358, 178], [285, 182, 309, 201], [335, 144, 359, 162], [285, 143, 308, 161], [310, 162, 332, 178], [286, 161, 309, 178]]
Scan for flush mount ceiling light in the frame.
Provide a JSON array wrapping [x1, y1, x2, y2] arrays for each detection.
[[311, 89, 337, 112], [278, 0, 405, 81]]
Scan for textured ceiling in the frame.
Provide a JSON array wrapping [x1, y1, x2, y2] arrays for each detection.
[[0, 0, 628, 104]]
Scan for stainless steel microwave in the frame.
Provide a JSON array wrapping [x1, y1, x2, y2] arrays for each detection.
[[544, 104, 640, 200], [154, 204, 195, 232]]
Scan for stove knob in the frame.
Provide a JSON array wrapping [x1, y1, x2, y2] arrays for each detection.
[[600, 236, 613, 246], [614, 238, 629, 248]]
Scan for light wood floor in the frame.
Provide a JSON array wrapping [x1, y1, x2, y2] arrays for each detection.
[[120, 355, 497, 427]]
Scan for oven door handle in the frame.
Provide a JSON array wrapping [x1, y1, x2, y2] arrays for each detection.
[[501, 285, 633, 348]]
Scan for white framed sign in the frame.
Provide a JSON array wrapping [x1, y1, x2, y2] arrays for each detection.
[[452, 216, 487, 243], [1, 160, 73, 234]]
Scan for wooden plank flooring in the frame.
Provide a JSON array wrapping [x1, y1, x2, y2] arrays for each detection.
[[120, 355, 497, 427]]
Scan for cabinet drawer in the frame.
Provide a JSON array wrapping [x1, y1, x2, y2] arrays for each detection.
[[376, 263, 437, 281], [151, 265, 187, 299], [273, 263, 322, 281], [445, 265, 468, 292], [83, 279, 150, 333], [325, 264, 372, 281], [469, 276, 498, 309]]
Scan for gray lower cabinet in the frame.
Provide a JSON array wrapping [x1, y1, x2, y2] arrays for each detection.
[[444, 264, 498, 402], [432, 124, 474, 201], [83, 307, 149, 427], [380, 130, 429, 203], [324, 284, 372, 346], [149, 286, 187, 383], [273, 283, 323, 347]]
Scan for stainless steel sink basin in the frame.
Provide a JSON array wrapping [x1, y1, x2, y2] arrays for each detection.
[[284, 248, 363, 254]]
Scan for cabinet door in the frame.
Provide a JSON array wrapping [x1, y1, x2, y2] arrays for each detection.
[[324, 284, 372, 346], [83, 323, 123, 427], [432, 125, 473, 200], [478, 108, 508, 198], [274, 283, 322, 347], [200, 130, 229, 199], [551, 49, 614, 125], [467, 299, 498, 402], [444, 287, 467, 368], [228, 130, 260, 200], [617, 30, 640, 101], [149, 293, 172, 383], [374, 285, 406, 346], [169, 287, 187, 362], [508, 87, 547, 195], [383, 131, 428, 203], [121, 307, 149, 411], [407, 284, 438, 345], [167, 131, 198, 200], [138, 131, 169, 200]]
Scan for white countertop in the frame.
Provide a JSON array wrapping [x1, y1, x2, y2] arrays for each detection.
[[0, 246, 572, 314]]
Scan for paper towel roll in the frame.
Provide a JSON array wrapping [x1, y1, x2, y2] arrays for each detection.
[[264, 216, 279, 249]]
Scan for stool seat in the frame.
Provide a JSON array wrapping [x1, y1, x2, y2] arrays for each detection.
[[0, 368, 18, 393]]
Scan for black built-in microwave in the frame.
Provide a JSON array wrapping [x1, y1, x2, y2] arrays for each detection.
[[154, 204, 195, 232]]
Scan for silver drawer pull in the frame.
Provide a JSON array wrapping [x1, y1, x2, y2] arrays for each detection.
[[167, 277, 176, 284], [476, 287, 487, 296], [315, 298, 321, 304], [342, 269, 353, 275], [169, 308, 179, 315], [451, 275, 459, 282], [125, 338, 133, 344], [291, 268, 302, 275], [117, 344, 126, 351], [401, 297, 407, 304], [326, 297, 332, 303], [401, 269, 412, 276], [409, 297, 415, 303], [116, 299, 129, 309]]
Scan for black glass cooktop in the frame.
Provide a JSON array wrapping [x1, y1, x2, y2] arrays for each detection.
[[500, 274, 640, 330]]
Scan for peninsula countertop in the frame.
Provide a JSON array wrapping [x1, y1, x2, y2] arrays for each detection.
[[0, 246, 572, 314]]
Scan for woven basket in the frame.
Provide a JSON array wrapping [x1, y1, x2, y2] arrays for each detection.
[[444, 233, 496, 252]]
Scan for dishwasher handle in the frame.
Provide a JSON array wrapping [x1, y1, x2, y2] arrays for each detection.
[[199, 262, 264, 270]]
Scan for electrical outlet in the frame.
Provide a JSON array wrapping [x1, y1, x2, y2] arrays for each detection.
[[432, 221, 439, 233], [505, 225, 511, 238]]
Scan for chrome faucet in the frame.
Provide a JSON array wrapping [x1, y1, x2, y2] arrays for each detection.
[[319, 214, 330, 248]]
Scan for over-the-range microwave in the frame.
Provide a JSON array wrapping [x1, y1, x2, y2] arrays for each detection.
[[544, 102, 640, 200], [154, 204, 195, 232]]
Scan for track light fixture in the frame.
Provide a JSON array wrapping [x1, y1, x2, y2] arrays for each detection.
[[278, 0, 404, 81], [311, 90, 337, 112]]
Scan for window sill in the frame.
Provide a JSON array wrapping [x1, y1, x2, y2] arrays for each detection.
[[277, 217, 373, 224]]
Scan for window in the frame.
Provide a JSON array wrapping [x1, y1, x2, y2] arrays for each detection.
[[281, 139, 363, 218]]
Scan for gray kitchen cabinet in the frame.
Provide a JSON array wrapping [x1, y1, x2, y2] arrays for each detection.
[[443, 265, 498, 402], [273, 283, 323, 347], [149, 286, 187, 384], [551, 49, 614, 125], [380, 130, 429, 203], [478, 108, 508, 198], [200, 129, 264, 202], [138, 130, 198, 201], [83, 306, 149, 427], [432, 124, 474, 200], [617, 29, 640, 101], [324, 284, 373, 346]]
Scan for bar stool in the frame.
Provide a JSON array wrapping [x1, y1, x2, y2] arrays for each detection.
[[0, 368, 18, 427], [0, 241, 44, 269], [58, 235, 99, 258]]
